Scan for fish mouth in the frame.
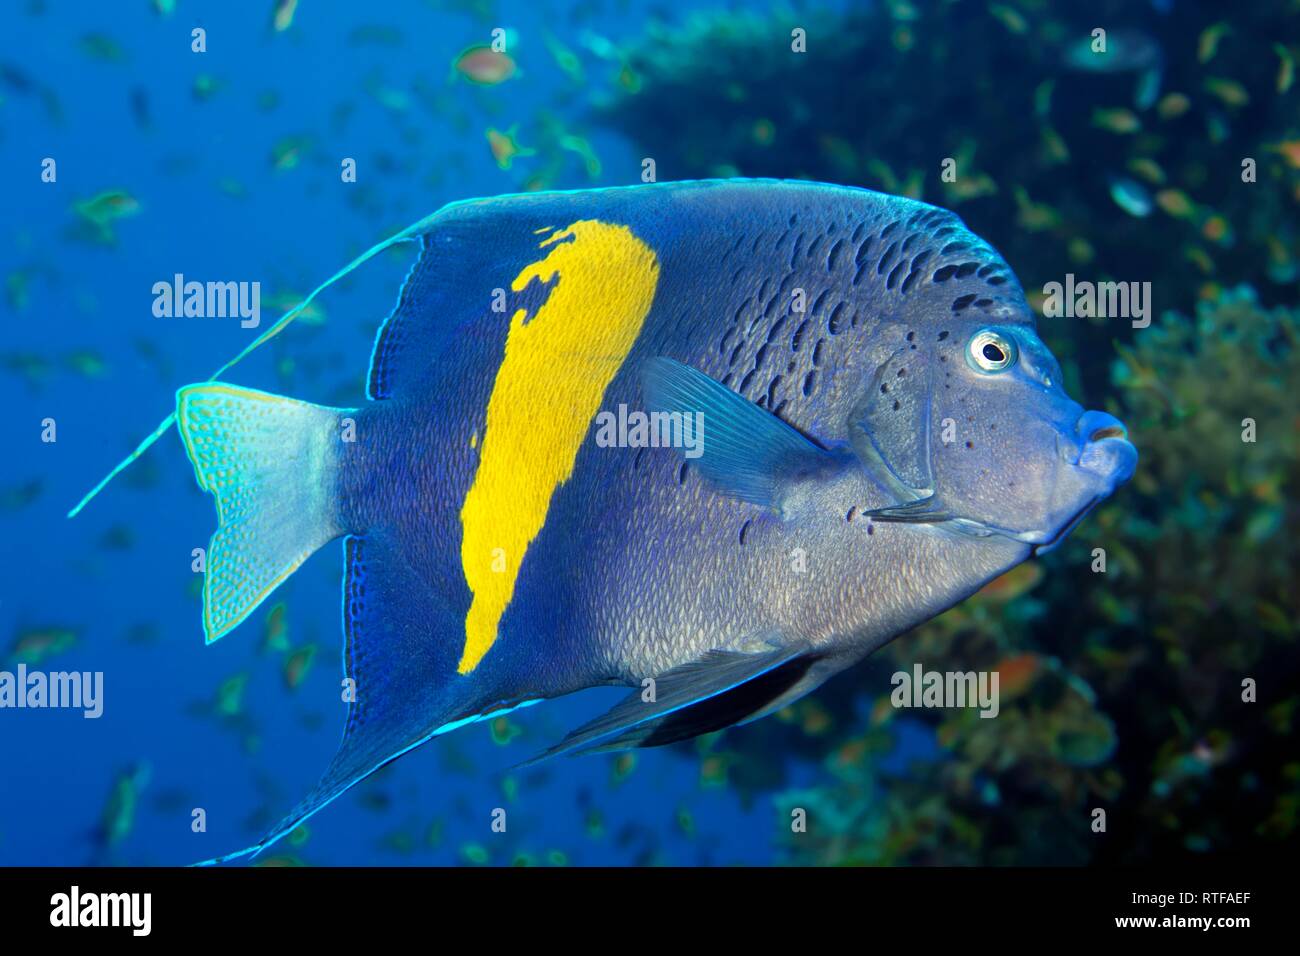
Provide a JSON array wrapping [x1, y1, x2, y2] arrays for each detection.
[[1026, 496, 1101, 556], [1069, 412, 1138, 487], [919, 494, 1100, 553], [1088, 425, 1126, 442]]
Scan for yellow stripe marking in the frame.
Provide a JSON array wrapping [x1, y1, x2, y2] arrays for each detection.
[[457, 220, 660, 674]]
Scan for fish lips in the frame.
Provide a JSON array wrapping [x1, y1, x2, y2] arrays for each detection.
[[1076, 433, 1138, 487]]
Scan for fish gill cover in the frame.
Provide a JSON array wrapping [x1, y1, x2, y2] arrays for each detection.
[[0, 0, 1294, 876]]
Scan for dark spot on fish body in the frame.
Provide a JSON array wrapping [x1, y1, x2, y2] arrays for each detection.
[[826, 237, 846, 273], [810, 288, 831, 316], [952, 293, 977, 312], [514, 272, 562, 326], [739, 520, 751, 546], [919, 210, 949, 229], [827, 301, 847, 335], [767, 374, 782, 407], [732, 297, 752, 326], [802, 370, 816, 397], [813, 339, 824, 367], [739, 367, 757, 393], [901, 259, 928, 294], [876, 240, 901, 276], [846, 506, 856, 522], [804, 234, 824, 266], [678, 462, 689, 485], [789, 233, 805, 270], [791, 318, 809, 352], [762, 289, 782, 322], [728, 340, 745, 367], [938, 330, 949, 340], [854, 229, 875, 261]]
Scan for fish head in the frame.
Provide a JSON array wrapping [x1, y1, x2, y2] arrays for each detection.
[[852, 318, 1136, 554]]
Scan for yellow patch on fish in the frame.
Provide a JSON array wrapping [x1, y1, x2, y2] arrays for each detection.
[[457, 221, 660, 674]]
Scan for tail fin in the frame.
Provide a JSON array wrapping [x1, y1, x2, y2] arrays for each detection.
[[67, 213, 439, 520], [176, 384, 353, 643]]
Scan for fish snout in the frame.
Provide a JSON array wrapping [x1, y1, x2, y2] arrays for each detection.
[[1073, 410, 1137, 487]]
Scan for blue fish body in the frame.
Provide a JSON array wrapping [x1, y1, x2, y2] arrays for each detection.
[[115, 179, 1137, 860]]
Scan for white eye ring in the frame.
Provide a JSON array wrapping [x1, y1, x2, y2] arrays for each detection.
[[967, 329, 1017, 373]]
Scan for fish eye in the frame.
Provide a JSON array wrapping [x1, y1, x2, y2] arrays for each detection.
[[967, 329, 1017, 374]]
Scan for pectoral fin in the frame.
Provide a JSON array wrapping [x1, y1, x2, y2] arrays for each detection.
[[640, 356, 842, 513], [522, 643, 815, 763], [861, 496, 952, 523]]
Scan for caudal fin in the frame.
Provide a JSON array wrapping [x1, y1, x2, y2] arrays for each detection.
[[176, 384, 353, 643]]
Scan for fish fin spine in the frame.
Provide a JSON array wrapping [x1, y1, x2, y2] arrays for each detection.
[[176, 383, 353, 643]]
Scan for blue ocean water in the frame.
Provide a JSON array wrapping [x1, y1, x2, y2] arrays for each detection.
[[0, 0, 894, 866]]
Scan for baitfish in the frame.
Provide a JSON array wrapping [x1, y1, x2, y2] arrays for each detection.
[[72, 180, 1136, 862]]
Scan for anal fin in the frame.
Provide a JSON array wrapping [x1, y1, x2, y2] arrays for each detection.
[[200, 532, 494, 864], [523, 643, 813, 764]]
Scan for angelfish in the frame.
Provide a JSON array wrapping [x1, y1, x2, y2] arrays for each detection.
[[71, 180, 1136, 862]]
